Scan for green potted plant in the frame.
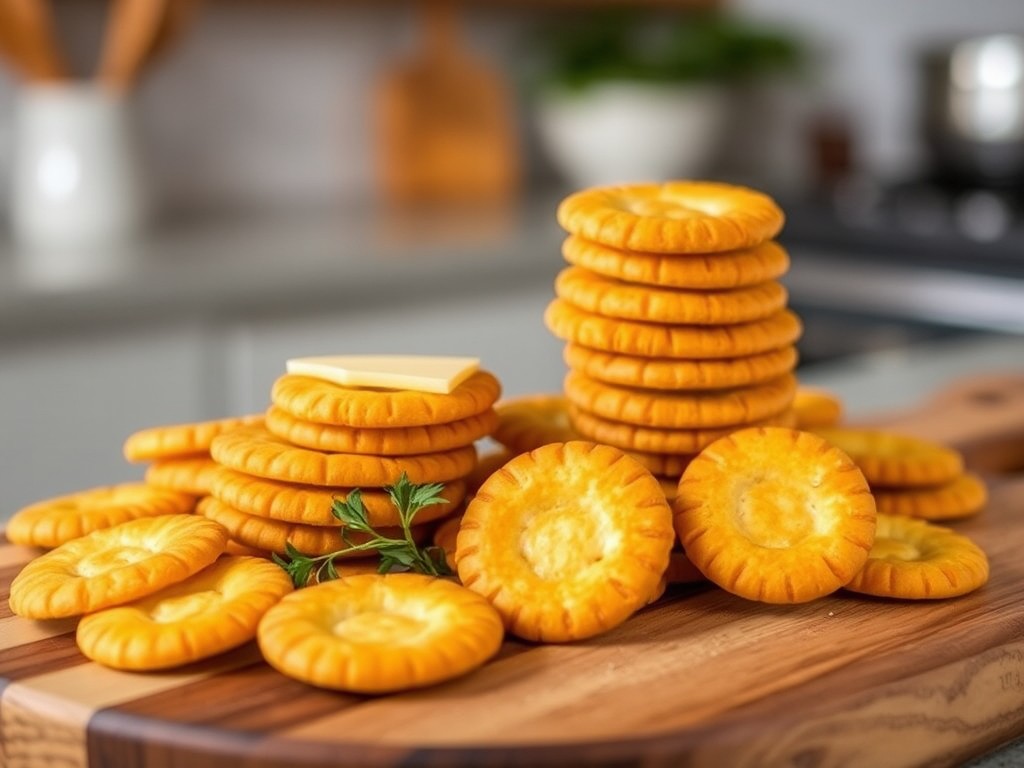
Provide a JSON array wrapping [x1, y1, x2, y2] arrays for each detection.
[[532, 11, 802, 188]]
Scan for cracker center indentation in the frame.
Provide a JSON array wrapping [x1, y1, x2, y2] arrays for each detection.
[[332, 611, 426, 645]]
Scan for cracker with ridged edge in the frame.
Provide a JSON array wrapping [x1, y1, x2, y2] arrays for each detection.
[[224, 540, 271, 558], [873, 473, 988, 521], [813, 427, 964, 488], [8, 514, 228, 619], [433, 514, 463, 568], [271, 370, 501, 428], [674, 427, 876, 604], [843, 514, 988, 599], [6, 484, 198, 549], [564, 343, 798, 391], [557, 182, 785, 253], [556, 267, 788, 325], [197, 497, 427, 557], [626, 450, 697, 479], [209, 467, 464, 527], [210, 426, 476, 487], [145, 456, 220, 496], [570, 404, 796, 454], [565, 371, 797, 429], [793, 388, 844, 429], [456, 441, 674, 642], [76, 556, 293, 671], [562, 235, 791, 289], [466, 449, 515, 494], [265, 406, 498, 456], [492, 394, 580, 454], [546, 300, 802, 360], [124, 415, 263, 462], [257, 573, 504, 693]]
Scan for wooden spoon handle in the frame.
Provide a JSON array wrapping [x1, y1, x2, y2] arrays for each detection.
[[97, 0, 169, 90], [0, 0, 68, 82]]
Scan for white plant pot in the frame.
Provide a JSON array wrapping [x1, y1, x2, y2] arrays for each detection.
[[535, 81, 731, 188]]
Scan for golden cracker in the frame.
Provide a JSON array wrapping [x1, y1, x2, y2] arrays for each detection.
[[123, 415, 263, 462], [546, 300, 802, 359], [210, 426, 477, 487], [674, 427, 877, 604], [144, 455, 220, 496], [557, 182, 784, 253], [492, 394, 579, 454], [873, 472, 988, 521], [814, 427, 964, 488]]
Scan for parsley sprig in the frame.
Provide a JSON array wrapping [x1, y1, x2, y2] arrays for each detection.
[[272, 473, 452, 587]]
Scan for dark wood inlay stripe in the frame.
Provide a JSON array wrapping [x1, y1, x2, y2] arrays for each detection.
[[0, 634, 86, 681]]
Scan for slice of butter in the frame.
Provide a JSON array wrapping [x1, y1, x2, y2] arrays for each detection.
[[285, 355, 480, 394]]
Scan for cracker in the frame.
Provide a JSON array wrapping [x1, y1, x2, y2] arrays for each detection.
[[564, 343, 798, 391], [145, 455, 220, 496], [793, 388, 844, 429], [257, 573, 504, 693], [6, 484, 198, 549], [843, 514, 989, 599], [546, 300, 803, 359], [76, 556, 293, 670], [557, 182, 784, 253], [563, 235, 791, 289], [224, 539, 271, 558], [814, 427, 964, 488], [556, 267, 788, 324], [565, 371, 797, 429], [625, 450, 697, 479], [210, 426, 477, 487], [197, 497, 425, 557], [492, 394, 579, 454], [674, 427, 876, 604], [123, 415, 263, 462], [210, 467, 464, 527], [570, 404, 795, 454], [456, 441, 674, 642], [8, 514, 228, 619], [873, 473, 988, 521], [265, 406, 498, 456], [271, 370, 501, 428]]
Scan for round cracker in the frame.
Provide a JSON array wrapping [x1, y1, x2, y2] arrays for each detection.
[[562, 235, 791, 289], [556, 267, 788, 325], [197, 497, 427, 557], [564, 343, 798, 391], [264, 406, 498, 456], [271, 370, 501, 428], [843, 514, 989, 599], [145, 456, 220, 496], [813, 427, 964, 488], [210, 426, 477, 487], [625, 450, 697, 479], [76, 556, 293, 670], [123, 415, 263, 462], [873, 472, 988, 521], [6, 484, 198, 549], [457, 441, 674, 642], [557, 182, 784, 253], [492, 394, 579, 454], [674, 427, 877, 604], [209, 467, 464, 527], [546, 300, 803, 360], [8, 515, 228, 619], [565, 371, 797, 429], [258, 573, 505, 693], [569, 404, 796, 454], [433, 514, 463, 569]]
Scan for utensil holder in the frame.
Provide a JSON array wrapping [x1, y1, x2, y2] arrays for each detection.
[[9, 83, 148, 247]]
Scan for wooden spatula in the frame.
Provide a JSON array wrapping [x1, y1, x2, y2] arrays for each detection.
[[97, 0, 170, 89], [0, 0, 68, 82], [374, 0, 520, 205]]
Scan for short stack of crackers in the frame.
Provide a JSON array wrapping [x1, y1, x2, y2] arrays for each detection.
[[199, 364, 501, 559], [545, 181, 803, 492]]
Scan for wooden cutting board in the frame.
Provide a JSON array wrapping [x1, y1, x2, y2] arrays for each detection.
[[3, 373, 1024, 768]]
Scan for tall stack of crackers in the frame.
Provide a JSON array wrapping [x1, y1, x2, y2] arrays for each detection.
[[545, 181, 804, 494], [194, 369, 502, 558]]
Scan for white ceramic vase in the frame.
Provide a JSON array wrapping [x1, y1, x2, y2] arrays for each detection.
[[535, 81, 731, 188]]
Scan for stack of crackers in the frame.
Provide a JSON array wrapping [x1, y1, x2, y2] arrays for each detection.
[[199, 367, 502, 559], [545, 181, 803, 492]]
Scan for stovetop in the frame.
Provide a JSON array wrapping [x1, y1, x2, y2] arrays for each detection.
[[780, 176, 1024, 277]]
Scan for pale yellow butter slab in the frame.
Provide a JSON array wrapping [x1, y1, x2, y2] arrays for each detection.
[[285, 355, 480, 394]]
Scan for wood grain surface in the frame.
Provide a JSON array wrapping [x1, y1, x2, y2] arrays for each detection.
[[2, 373, 1024, 768]]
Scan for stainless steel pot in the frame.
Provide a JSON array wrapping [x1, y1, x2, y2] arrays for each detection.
[[921, 33, 1024, 184]]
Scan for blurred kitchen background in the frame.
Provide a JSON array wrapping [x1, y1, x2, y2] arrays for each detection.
[[1, 0, 1023, 515]]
